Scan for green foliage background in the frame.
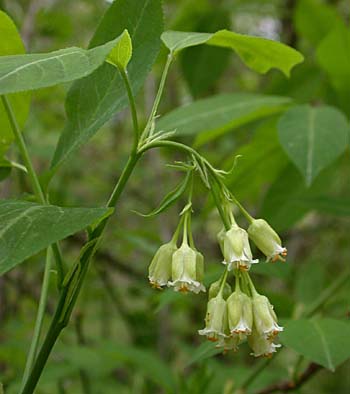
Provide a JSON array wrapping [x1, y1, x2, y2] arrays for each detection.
[[0, 0, 350, 393]]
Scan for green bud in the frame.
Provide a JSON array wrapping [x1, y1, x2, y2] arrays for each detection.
[[227, 290, 253, 336], [248, 327, 281, 358], [168, 243, 205, 293], [148, 241, 177, 289], [220, 224, 258, 271], [208, 279, 232, 300], [247, 219, 287, 262], [198, 293, 228, 342], [252, 294, 283, 340]]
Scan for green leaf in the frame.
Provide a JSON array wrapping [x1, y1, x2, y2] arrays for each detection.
[[162, 30, 304, 76], [294, 0, 340, 46], [225, 119, 288, 201], [156, 93, 291, 145], [180, 9, 231, 97], [106, 29, 132, 70], [51, 0, 163, 173], [296, 196, 350, 216], [280, 319, 350, 371], [0, 199, 113, 275], [317, 22, 350, 95], [260, 164, 335, 232], [134, 171, 191, 217], [278, 105, 349, 186], [0, 11, 31, 156], [0, 36, 124, 94]]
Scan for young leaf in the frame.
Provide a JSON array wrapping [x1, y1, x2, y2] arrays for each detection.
[[0, 36, 125, 94], [280, 319, 350, 371], [106, 29, 132, 70], [51, 0, 163, 173], [162, 29, 304, 76], [0, 200, 113, 275], [278, 105, 349, 186], [0, 10, 31, 156], [155, 93, 291, 145], [134, 171, 191, 217]]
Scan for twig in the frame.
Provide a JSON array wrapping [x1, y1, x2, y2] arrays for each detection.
[[256, 362, 322, 394]]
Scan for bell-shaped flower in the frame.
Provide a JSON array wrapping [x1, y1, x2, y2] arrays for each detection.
[[198, 292, 228, 342], [248, 327, 281, 358], [247, 219, 287, 262], [148, 241, 177, 289], [252, 294, 283, 340], [168, 243, 205, 293], [209, 279, 232, 300], [219, 224, 258, 271], [227, 289, 253, 337]]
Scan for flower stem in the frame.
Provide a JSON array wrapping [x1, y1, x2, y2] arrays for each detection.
[[140, 54, 173, 143]]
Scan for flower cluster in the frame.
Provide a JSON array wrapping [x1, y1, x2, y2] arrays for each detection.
[[148, 210, 205, 293], [199, 272, 283, 357], [148, 201, 287, 357]]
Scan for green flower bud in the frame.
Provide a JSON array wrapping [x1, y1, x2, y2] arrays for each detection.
[[248, 327, 281, 358], [198, 293, 228, 342], [148, 241, 177, 289], [247, 219, 287, 262], [209, 279, 232, 300], [168, 244, 205, 294], [219, 224, 258, 271], [227, 290, 253, 336], [252, 294, 283, 340]]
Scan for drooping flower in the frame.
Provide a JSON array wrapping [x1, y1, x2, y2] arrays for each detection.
[[227, 289, 253, 337], [218, 224, 258, 270], [248, 327, 281, 358], [198, 292, 228, 342], [168, 243, 205, 293], [247, 219, 287, 262], [148, 241, 177, 289], [252, 294, 283, 340]]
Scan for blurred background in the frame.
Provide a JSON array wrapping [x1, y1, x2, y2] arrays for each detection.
[[0, 0, 349, 393]]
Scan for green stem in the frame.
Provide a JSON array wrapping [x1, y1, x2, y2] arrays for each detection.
[[118, 68, 139, 149], [139, 140, 251, 226], [1, 95, 45, 203], [20, 248, 54, 389], [20, 152, 142, 394], [140, 54, 173, 143], [1, 95, 65, 383]]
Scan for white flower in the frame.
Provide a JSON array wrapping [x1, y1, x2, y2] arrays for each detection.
[[168, 243, 205, 294], [148, 241, 177, 289], [247, 219, 287, 262], [227, 290, 253, 336], [219, 225, 259, 271], [252, 294, 283, 340], [198, 293, 228, 342], [248, 328, 281, 358]]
